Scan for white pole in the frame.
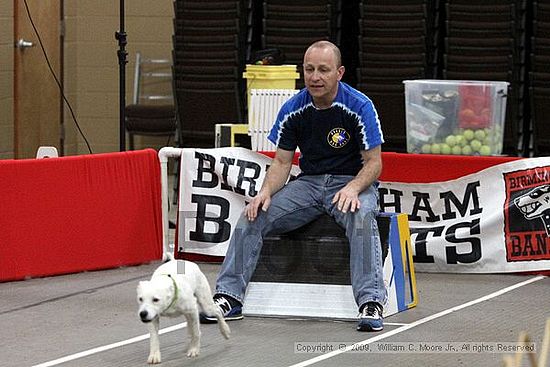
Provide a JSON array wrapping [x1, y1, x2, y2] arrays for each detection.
[[250, 90, 259, 151], [158, 147, 183, 260]]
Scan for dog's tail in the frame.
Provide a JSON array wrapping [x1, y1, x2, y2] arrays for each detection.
[[218, 318, 231, 339]]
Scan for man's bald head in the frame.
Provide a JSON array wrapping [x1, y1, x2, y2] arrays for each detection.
[[305, 40, 342, 67]]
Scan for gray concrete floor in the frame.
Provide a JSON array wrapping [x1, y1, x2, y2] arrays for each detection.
[[2, 176, 549, 367], [2, 262, 549, 367]]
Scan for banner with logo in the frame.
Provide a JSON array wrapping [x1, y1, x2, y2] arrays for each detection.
[[379, 158, 550, 273], [178, 147, 550, 273]]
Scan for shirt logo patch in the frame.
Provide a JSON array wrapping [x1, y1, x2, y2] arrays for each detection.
[[327, 128, 350, 148]]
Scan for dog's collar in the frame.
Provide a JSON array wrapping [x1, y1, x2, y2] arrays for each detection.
[[162, 274, 178, 312]]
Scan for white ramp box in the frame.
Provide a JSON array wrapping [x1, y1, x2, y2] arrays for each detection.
[[243, 212, 417, 319], [248, 89, 298, 151]]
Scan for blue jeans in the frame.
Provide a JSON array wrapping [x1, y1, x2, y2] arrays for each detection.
[[215, 174, 387, 309]]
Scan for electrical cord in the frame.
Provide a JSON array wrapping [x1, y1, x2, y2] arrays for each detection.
[[22, 0, 93, 154]]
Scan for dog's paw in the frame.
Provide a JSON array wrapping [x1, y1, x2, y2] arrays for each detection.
[[186, 347, 200, 358], [147, 351, 161, 364]]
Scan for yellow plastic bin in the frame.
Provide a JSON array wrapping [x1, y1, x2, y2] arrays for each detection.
[[243, 64, 300, 107]]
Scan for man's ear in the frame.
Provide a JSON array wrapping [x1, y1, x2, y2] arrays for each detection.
[[337, 65, 345, 81]]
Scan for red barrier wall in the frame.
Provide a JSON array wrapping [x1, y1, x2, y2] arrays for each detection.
[[0, 149, 163, 282], [260, 151, 521, 183], [378, 152, 520, 183]]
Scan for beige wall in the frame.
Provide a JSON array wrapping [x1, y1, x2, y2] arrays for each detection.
[[0, 1, 174, 158], [0, 1, 174, 159], [63, 0, 175, 154], [0, 1, 14, 159]]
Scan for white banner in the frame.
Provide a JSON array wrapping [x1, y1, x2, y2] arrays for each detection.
[[178, 147, 550, 273], [379, 157, 550, 273], [177, 147, 300, 257]]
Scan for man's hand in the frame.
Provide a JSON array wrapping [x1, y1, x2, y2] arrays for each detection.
[[245, 190, 271, 221], [244, 148, 295, 221], [332, 185, 361, 213], [332, 146, 382, 214]]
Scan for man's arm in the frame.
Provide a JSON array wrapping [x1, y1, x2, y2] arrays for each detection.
[[245, 148, 295, 221], [331, 145, 382, 213]]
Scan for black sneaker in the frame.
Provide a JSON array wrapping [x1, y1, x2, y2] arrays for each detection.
[[357, 302, 384, 332], [200, 295, 243, 324]]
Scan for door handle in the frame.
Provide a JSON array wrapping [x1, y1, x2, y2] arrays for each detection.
[[16, 39, 35, 49]]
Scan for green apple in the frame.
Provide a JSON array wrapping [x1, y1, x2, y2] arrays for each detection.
[[451, 145, 462, 155], [431, 143, 441, 154], [463, 129, 475, 141], [421, 144, 432, 154], [474, 129, 486, 140], [440, 143, 451, 155], [462, 145, 473, 155], [480, 145, 492, 156], [470, 139, 482, 152], [445, 135, 457, 147]]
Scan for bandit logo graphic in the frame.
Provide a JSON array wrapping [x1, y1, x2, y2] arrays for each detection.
[[514, 184, 550, 236], [327, 128, 350, 148], [503, 167, 550, 262]]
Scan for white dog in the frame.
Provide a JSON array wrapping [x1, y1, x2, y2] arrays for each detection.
[[137, 260, 230, 364]]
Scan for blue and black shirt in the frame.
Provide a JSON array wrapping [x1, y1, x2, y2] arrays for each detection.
[[267, 82, 384, 176]]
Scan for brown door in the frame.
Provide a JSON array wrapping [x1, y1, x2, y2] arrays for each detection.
[[14, 0, 62, 159]]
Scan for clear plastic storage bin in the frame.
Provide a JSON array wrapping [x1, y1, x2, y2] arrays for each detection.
[[403, 80, 509, 155]]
